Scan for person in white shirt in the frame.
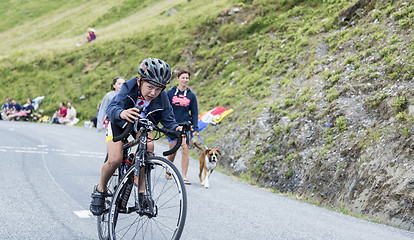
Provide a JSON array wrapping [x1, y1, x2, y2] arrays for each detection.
[[59, 102, 79, 126]]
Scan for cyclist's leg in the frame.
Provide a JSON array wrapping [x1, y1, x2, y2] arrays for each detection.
[[91, 122, 123, 216], [99, 140, 123, 192], [146, 131, 155, 154], [91, 140, 123, 216], [98, 121, 124, 192]]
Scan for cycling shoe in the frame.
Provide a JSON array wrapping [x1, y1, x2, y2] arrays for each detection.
[[90, 185, 106, 216]]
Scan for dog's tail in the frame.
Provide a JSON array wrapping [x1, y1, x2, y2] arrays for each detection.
[[193, 141, 205, 151]]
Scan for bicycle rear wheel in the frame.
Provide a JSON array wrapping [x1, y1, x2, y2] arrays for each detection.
[[108, 156, 187, 240], [98, 154, 120, 240]]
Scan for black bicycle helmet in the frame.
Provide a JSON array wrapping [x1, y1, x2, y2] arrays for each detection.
[[138, 58, 172, 88]]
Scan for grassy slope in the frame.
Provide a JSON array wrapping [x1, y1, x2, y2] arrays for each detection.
[[0, 0, 231, 115], [0, 0, 346, 116]]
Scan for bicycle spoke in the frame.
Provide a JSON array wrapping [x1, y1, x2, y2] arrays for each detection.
[[117, 216, 139, 239]]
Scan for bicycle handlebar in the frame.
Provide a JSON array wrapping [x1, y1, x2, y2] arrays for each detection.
[[112, 107, 182, 156], [179, 121, 192, 133], [113, 106, 143, 142], [158, 127, 181, 156]]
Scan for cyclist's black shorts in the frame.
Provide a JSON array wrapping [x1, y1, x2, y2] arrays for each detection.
[[106, 121, 128, 143]]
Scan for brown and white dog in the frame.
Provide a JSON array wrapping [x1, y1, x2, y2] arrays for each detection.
[[193, 142, 221, 188]]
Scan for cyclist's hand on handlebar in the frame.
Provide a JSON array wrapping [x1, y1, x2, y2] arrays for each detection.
[[175, 126, 183, 132], [120, 108, 141, 123]]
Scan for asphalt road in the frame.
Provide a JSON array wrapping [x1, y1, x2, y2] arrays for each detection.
[[0, 121, 413, 240]]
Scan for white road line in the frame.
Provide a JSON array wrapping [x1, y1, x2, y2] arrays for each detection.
[[84, 155, 105, 158], [79, 151, 104, 155], [73, 210, 93, 218], [47, 149, 66, 152], [0, 146, 17, 149], [0, 145, 105, 158], [61, 153, 81, 157], [15, 150, 46, 154]]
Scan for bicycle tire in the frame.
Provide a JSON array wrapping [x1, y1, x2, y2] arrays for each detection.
[[97, 154, 120, 240], [108, 156, 187, 240]]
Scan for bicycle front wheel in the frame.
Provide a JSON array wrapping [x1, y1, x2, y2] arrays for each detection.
[[108, 156, 187, 240]]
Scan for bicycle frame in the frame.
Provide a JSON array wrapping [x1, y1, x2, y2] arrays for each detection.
[[135, 118, 155, 216], [118, 118, 158, 217]]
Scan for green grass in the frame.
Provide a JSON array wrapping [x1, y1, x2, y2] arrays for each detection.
[[0, 0, 352, 121], [0, 0, 84, 32], [0, 0, 233, 119]]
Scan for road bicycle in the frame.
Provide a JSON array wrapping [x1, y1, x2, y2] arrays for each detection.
[[97, 108, 187, 240]]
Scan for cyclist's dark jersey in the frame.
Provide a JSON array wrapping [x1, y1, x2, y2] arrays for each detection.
[[107, 77, 178, 131]]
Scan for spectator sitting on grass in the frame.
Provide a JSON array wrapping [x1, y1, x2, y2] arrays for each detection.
[[8, 99, 23, 116], [87, 28, 96, 42], [7, 98, 34, 121], [51, 102, 67, 124], [59, 102, 79, 126], [77, 28, 96, 46], [1, 97, 12, 120]]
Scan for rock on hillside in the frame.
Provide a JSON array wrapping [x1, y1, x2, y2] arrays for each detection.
[[198, 0, 414, 231]]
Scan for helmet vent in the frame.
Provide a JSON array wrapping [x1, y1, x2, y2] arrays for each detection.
[[148, 70, 155, 79]]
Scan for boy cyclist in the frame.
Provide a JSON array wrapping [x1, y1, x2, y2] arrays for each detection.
[[90, 58, 181, 216]]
